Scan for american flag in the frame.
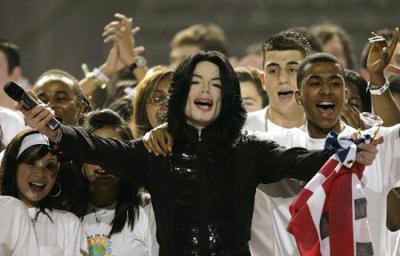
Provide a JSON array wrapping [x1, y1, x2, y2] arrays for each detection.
[[287, 132, 374, 256]]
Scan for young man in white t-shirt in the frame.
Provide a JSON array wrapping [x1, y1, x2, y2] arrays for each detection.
[[0, 196, 40, 256], [246, 29, 400, 256], [245, 31, 314, 256], [253, 50, 400, 255]]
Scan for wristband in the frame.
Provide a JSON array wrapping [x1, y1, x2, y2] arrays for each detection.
[[87, 68, 110, 84], [367, 80, 390, 95]]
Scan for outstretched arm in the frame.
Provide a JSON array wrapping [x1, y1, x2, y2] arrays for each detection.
[[16, 96, 149, 185], [252, 137, 380, 184]]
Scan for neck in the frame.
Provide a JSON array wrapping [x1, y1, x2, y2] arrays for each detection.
[[307, 119, 342, 139], [89, 186, 119, 208], [267, 105, 305, 128]]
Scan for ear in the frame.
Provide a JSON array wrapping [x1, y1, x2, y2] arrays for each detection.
[[259, 71, 266, 90], [344, 87, 349, 102], [295, 90, 302, 105]]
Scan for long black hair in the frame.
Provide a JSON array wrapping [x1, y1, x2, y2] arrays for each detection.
[[167, 51, 246, 152], [79, 109, 141, 236], [0, 129, 63, 221]]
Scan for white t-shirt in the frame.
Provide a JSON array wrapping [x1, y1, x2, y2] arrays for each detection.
[[244, 106, 303, 256], [0, 106, 26, 146], [251, 124, 400, 256], [27, 207, 87, 256], [0, 196, 40, 256], [82, 203, 159, 256]]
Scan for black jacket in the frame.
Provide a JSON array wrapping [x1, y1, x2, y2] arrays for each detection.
[[57, 123, 330, 256]]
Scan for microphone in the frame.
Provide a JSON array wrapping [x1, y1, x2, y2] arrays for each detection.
[[3, 81, 61, 130]]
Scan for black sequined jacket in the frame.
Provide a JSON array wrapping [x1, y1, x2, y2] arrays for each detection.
[[57, 123, 330, 256]]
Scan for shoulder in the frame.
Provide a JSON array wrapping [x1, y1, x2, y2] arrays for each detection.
[[0, 196, 25, 211], [243, 107, 267, 131], [49, 209, 82, 225]]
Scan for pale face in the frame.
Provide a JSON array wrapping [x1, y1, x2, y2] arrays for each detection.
[[184, 61, 222, 129], [322, 35, 348, 68], [263, 50, 304, 114], [170, 45, 201, 70], [34, 81, 82, 125], [240, 81, 264, 112], [146, 77, 170, 129], [16, 152, 58, 207], [83, 127, 121, 191]]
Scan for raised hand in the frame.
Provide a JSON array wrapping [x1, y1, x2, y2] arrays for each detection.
[[367, 27, 399, 84], [99, 45, 125, 77], [103, 13, 145, 66]]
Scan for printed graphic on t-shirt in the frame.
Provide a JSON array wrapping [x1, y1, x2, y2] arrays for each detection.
[[87, 234, 112, 256]]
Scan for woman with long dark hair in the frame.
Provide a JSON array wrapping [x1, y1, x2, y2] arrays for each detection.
[[80, 109, 158, 255], [0, 129, 87, 255], [19, 51, 377, 256]]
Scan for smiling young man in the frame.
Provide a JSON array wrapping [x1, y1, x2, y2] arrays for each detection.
[[250, 52, 400, 255]]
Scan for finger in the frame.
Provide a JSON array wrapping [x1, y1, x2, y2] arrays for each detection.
[[143, 139, 156, 154], [104, 35, 120, 44], [102, 27, 123, 38], [104, 21, 121, 31], [37, 111, 54, 127], [157, 133, 169, 156], [131, 26, 140, 35], [150, 136, 164, 156], [133, 46, 145, 55], [371, 136, 384, 145], [357, 143, 378, 154], [114, 13, 129, 23], [166, 133, 174, 154], [387, 27, 399, 59]]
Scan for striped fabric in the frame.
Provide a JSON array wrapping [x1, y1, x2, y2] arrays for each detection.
[[287, 132, 374, 256]]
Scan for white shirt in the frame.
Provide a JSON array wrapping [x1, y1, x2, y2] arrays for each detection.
[[0, 106, 26, 146], [27, 207, 87, 256], [0, 196, 40, 256], [244, 106, 302, 256], [250, 124, 400, 256], [82, 203, 159, 256]]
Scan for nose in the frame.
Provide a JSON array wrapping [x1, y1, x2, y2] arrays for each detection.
[[320, 81, 332, 95], [31, 166, 47, 178], [201, 81, 211, 93], [278, 70, 289, 84]]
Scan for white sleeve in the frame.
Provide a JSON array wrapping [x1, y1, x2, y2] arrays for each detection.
[[5, 198, 40, 256], [0, 109, 26, 146], [64, 214, 88, 256], [377, 124, 400, 188], [143, 203, 159, 256]]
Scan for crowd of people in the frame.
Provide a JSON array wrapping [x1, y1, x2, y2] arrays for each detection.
[[0, 12, 399, 256]]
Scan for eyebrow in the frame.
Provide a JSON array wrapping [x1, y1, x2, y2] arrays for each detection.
[[192, 74, 221, 81], [243, 96, 256, 101]]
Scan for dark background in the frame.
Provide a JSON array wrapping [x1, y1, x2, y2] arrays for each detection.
[[1, 0, 399, 82]]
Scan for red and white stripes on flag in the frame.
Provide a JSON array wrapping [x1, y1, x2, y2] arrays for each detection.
[[287, 141, 374, 256]]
